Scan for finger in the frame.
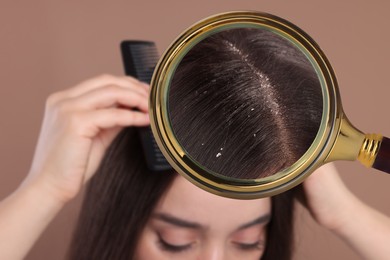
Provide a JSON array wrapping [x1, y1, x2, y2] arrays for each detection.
[[140, 82, 151, 92], [68, 85, 149, 112], [306, 163, 341, 186], [77, 109, 150, 137], [70, 75, 148, 97], [57, 74, 149, 100], [83, 126, 124, 182]]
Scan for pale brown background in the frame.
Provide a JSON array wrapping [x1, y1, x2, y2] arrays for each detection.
[[0, 1, 389, 259]]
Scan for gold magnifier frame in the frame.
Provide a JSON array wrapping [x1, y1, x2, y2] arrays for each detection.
[[149, 11, 389, 199]]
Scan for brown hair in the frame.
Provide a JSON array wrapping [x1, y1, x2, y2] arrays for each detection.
[[69, 28, 322, 260], [169, 28, 322, 179]]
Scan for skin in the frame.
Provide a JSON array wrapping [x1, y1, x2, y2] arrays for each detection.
[[303, 163, 390, 259], [0, 75, 389, 260], [0, 74, 151, 260], [135, 175, 271, 260]]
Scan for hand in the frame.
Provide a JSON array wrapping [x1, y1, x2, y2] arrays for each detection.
[[24, 74, 150, 203], [301, 163, 357, 231], [302, 163, 390, 259]]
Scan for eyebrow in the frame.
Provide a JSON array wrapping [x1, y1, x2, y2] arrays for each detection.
[[153, 212, 271, 231], [153, 213, 203, 229], [237, 214, 271, 231]]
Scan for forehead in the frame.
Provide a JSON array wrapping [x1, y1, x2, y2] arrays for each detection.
[[154, 175, 271, 228]]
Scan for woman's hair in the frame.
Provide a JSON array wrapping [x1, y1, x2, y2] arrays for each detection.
[[68, 128, 176, 259], [68, 28, 322, 260], [169, 28, 322, 179]]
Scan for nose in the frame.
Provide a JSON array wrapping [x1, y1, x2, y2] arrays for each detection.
[[200, 242, 225, 260]]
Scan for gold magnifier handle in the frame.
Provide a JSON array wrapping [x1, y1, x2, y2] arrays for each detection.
[[358, 134, 390, 173], [325, 115, 390, 174]]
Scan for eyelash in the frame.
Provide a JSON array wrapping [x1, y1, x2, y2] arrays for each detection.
[[157, 235, 263, 253], [234, 241, 264, 251], [157, 236, 192, 253]]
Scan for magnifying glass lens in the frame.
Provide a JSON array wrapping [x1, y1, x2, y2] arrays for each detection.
[[168, 28, 323, 180]]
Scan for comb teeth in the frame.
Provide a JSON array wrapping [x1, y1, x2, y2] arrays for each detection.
[[129, 44, 159, 83], [120, 40, 172, 172], [121, 41, 159, 84]]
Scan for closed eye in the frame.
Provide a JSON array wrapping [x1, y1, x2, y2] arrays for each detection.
[[232, 241, 264, 251], [157, 234, 193, 253]]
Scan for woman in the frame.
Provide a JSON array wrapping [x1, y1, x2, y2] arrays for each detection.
[[70, 28, 316, 259], [68, 126, 293, 259], [0, 75, 389, 260], [1, 28, 390, 260]]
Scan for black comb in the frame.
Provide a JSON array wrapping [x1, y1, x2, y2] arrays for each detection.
[[120, 40, 172, 171]]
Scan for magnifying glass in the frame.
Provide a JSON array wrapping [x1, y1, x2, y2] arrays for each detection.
[[149, 11, 390, 199]]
